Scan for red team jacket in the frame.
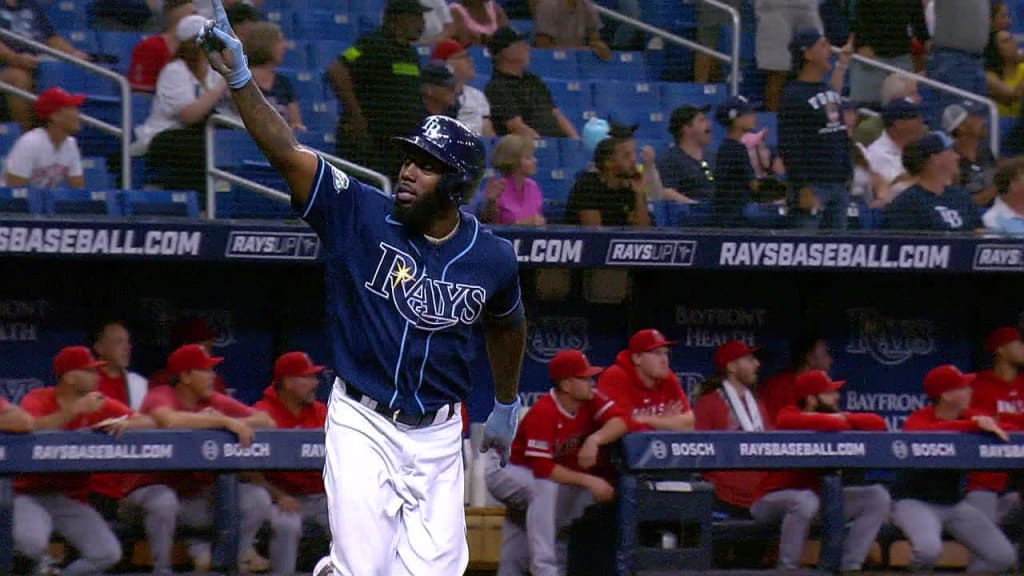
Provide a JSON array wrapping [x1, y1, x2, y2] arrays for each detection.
[[252, 386, 327, 495], [509, 389, 625, 478], [16, 388, 134, 501], [757, 407, 887, 496], [597, 350, 691, 431], [693, 388, 771, 509], [967, 371, 1024, 493], [758, 370, 797, 424]]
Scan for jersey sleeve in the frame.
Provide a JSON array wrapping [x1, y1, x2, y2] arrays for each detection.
[[210, 393, 254, 418], [903, 408, 979, 431], [139, 386, 177, 414], [517, 405, 557, 478], [483, 239, 524, 326], [299, 155, 384, 254], [98, 399, 134, 420], [774, 407, 852, 431], [589, 389, 625, 425], [18, 391, 49, 417], [844, 412, 889, 431]]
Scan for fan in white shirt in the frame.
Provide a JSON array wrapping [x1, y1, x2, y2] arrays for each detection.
[[3, 87, 85, 189], [430, 40, 496, 137], [865, 98, 924, 198]]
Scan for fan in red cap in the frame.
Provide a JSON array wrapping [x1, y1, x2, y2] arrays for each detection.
[[889, 364, 1018, 573], [249, 351, 329, 576], [3, 86, 86, 190], [485, 348, 630, 575], [429, 39, 494, 136], [966, 326, 1024, 524], [751, 370, 890, 571], [14, 346, 156, 575], [596, 328, 693, 432]]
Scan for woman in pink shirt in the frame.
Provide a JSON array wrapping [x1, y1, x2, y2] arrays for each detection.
[[481, 134, 546, 225], [450, 0, 509, 46]]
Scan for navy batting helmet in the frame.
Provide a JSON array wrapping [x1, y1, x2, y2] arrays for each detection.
[[392, 115, 486, 204]]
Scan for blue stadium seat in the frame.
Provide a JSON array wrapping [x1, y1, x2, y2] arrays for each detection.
[[66, 29, 97, 54], [266, 9, 298, 39], [466, 46, 492, 76], [661, 82, 729, 110], [228, 165, 294, 219], [215, 130, 267, 167], [95, 31, 144, 75], [531, 49, 580, 79], [357, 13, 380, 37], [132, 93, 153, 125], [284, 69, 326, 104], [578, 51, 646, 81], [122, 190, 200, 218], [296, 129, 336, 153], [310, 40, 349, 70], [605, 107, 669, 140], [546, 79, 593, 124], [592, 81, 660, 117], [45, 0, 88, 31], [642, 0, 697, 32], [36, 61, 120, 97], [508, 18, 534, 37], [0, 122, 21, 152], [558, 139, 589, 174], [43, 189, 121, 215], [0, 187, 42, 214], [294, 11, 356, 44], [300, 99, 338, 132], [81, 157, 111, 189], [533, 138, 560, 173], [743, 202, 787, 228], [281, 41, 310, 70]]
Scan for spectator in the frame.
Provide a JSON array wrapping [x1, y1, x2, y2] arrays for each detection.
[[485, 27, 579, 139], [0, 394, 31, 431], [250, 352, 329, 576], [944, 100, 997, 206], [479, 133, 545, 225], [712, 95, 758, 227], [883, 132, 983, 231], [694, 0, 744, 84], [992, 0, 1012, 32], [244, 21, 305, 131], [2, 87, 85, 189], [984, 159, 1024, 234], [89, 0, 158, 31], [854, 72, 923, 146], [326, 0, 426, 178], [865, 98, 925, 198], [779, 28, 853, 229], [657, 104, 714, 203], [0, 0, 91, 130], [419, 0, 454, 43], [225, 2, 263, 39], [848, 0, 929, 106], [926, 0, 990, 123], [984, 29, 1024, 119], [421, 60, 459, 117], [532, 0, 611, 62], [755, 0, 823, 112], [132, 14, 229, 196], [92, 320, 148, 410], [565, 134, 652, 227], [431, 39, 495, 136], [759, 334, 833, 423], [450, 0, 508, 46], [128, 0, 196, 92], [890, 365, 1018, 574]]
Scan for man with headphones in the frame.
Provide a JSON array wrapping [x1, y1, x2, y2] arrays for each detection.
[[196, 4, 527, 575]]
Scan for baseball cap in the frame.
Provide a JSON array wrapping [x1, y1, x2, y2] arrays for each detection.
[[713, 340, 760, 372], [902, 131, 954, 174], [175, 13, 207, 42], [548, 349, 604, 381], [792, 370, 845, 400], [923, 364, 974, 399], [167, 344, 223, 376], [985, 326, 1023, 354], [421, 61, 458, 87], [789, 28, 823, 53], [487, 27, 524, 57], [882, 97, 922, 127], [34, 87, 85, 121], [431, 39, 467, 61], [715, 95, 755, 126], [273, 351, 325, 380], [668, 104, 711, 137], [628, 329, 678, 354], [608, 121, 639, 139], [385, 0, 430, 16], [54, 346, 107, 378], [942, 100, 987, 134]]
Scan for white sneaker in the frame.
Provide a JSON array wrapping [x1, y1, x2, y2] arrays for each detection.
[[312, 555, 334, 576], [239, 548, 271, 573]]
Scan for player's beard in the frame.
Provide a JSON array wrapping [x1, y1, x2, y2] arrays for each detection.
[[392, 186, 450, 234], [814, 400, 839, 414]]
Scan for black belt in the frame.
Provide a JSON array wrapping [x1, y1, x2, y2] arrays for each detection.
[[340, 380, 456, 429]]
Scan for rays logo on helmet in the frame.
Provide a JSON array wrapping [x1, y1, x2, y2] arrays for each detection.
[[422, 117, 449, 147]]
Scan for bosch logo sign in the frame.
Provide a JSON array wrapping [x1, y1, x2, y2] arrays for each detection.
[[201, 440, 220, 461], [650, 440, 668, 460], [891, 440, 908, 460]]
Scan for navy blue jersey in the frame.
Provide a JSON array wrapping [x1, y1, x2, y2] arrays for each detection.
[[882, 184, 982, 231], [300, 156, 524, 415]]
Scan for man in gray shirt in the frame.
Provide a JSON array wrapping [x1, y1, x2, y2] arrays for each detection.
[[926, 0, 990, 125]]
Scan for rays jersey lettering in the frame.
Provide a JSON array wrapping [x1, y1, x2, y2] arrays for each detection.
[[365, 242, 486, 331]]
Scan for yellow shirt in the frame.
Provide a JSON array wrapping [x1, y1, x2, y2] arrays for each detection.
[[997, 63, 1024, 118]]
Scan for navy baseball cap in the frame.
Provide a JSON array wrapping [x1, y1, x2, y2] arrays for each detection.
[[902, 131, 954, 174], [789, 28, 823, 53], [669, 104, 711, 136], [715, 95, 754, 126], [488, 27, 524, 57], [882, 97, 922, 127]]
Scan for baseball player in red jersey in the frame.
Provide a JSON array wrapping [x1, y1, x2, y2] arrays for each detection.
[[93, 320, 149, 410], [966, 326, 1024, 523], [15, 346, 156, 576], [0, 393, 32, 431], [891, 365, 1017, 573], [251, 352, 330, 576], [758, 334, 833, 422], [752, 371, 890, 571], [597, 329, 694, 431], [485, 349, 629, 576]]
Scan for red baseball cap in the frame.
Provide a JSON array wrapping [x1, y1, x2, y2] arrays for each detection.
[[273, 351, 324, 381], [167, 344, 223, 376], [793, 370, 845, 399], [923, 365, 974, 399], [548, 349, 603, 381], [431, 39, 467, 61], [713, 340, 760, 372], [985, 326, 1022, 354], [35, 87, 85, 121], [628, 329, 678, 354], [54, 346, 107, 378]]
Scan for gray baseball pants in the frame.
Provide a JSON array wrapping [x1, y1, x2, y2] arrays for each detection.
[[268, 493, 330, 576], [892, 498, 1017, 573], [14, 493, 122, 576]]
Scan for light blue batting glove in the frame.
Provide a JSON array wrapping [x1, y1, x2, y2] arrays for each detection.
[[480, 396, 521, 467], [196, 0, 252, 89]]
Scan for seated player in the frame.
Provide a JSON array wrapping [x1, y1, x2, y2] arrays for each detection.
[[891, 365, 1018, 573], [485, 349, 628, 576], [15, 346, 156, 576], [751, 370, 890, 571]]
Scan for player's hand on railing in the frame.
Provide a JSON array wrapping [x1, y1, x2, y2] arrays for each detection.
[[585, 476, 615, 503], [93, 415, 131, 438], [481, 396, 521, 467], [71, 391, 106, 416], [974, 415, 1010, 442], [197, 0, 252, 90], [578, 436, 601, 470], [226, 418, 256, 447]]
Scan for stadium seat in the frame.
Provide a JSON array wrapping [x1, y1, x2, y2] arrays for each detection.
[[310, 40, 349, 70], [300, 99, 339, 132], [0, 186, 42, 214], [546, 79, 594, 124], [228, 165, 294, 219], [66, 29, 97, 54], [558, 139, 589, 174], [743, 202, 787, 228], [35, 61, 120, 97], [532, 138, 560, 173], [578, 51, 646, 81], [661, 82, 729, 111], [266, 9, 298, 39], [531, 49, 580, 79], [215, 130, 268, 167], [592, 81, 660, 117], [95, 31, 144, 75], [132, 93, 154, 125], [0, 122, 21, 152], [45, 0, 88, 31], [281, 41, 310, 70], [293, 11, 356, 44], [283, 69, 326, 104], [82, 156, 112, 189], [42, 189, 121, 215], [121, 190, 200, 218], [466, 46, 492, 76]]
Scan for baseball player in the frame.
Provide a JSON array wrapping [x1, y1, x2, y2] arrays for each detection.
[[197, 4, 526, 575], [250, 351, 331, 576], [92, 320, 149, 410], [596, 329, 694, 431], [752, 370, 890, 571], [966, 326, 1024, 523], [486, 349, 628, 576], [759, 334, 833, 422], [891, 365, 1018, 573], [0, 393, 32, 432], [15, 346, 156, 576]]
